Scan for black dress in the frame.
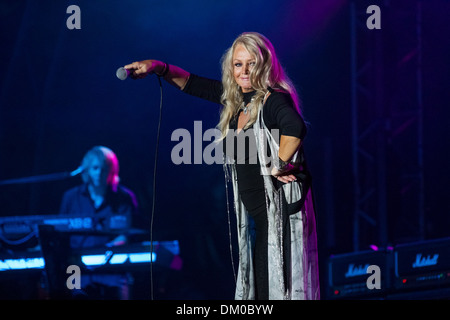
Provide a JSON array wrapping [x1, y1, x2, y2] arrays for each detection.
[[182, 74, 306, 299]]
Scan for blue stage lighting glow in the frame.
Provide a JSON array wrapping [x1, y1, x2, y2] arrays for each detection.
[[0, 257, 45, 271], [81, 254, 108, 266], [81, 251, 156, 266], [109, 253, 128, 264], [129, 252, 154, 263]]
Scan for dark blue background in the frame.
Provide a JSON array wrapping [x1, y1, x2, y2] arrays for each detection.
[[0, 0, 449, 299]]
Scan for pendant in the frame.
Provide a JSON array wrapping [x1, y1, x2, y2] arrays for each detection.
[[243, 106, 248, 114]]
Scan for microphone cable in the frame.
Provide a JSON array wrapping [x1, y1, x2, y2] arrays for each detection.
[[116, 66, 162, 300], [150, 75, 164, 300], [117, 67, 163, 300]]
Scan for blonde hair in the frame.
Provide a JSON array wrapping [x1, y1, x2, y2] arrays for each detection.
[[81, 146, 120, 192], [218, 32, 300, 138]]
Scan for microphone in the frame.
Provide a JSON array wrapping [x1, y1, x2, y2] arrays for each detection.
[[116, 67, 130, 80], [70, 166, 84, 177], [0, 167, 85, 186]]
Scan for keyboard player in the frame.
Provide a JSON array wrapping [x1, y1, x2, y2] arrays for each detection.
[[58, 146, 139, 299]]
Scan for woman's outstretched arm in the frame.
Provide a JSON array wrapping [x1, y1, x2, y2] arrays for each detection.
[[124, 60, 190, 90]]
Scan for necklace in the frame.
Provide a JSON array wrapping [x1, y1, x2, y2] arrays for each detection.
[[240, 97, 255, 115]]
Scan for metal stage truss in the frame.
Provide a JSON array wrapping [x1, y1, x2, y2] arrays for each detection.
[[350, 0, 425, 252]]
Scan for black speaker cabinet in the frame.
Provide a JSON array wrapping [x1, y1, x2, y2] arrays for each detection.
[[327, 249, 393, 299], [394, 237, 450, 292]]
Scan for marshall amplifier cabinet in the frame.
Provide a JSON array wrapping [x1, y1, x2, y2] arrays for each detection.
[[327, 249, 393, 299], [394, 237, 450, 291]]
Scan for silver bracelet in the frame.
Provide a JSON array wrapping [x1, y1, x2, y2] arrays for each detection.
[[276, 157, 294, 172]]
